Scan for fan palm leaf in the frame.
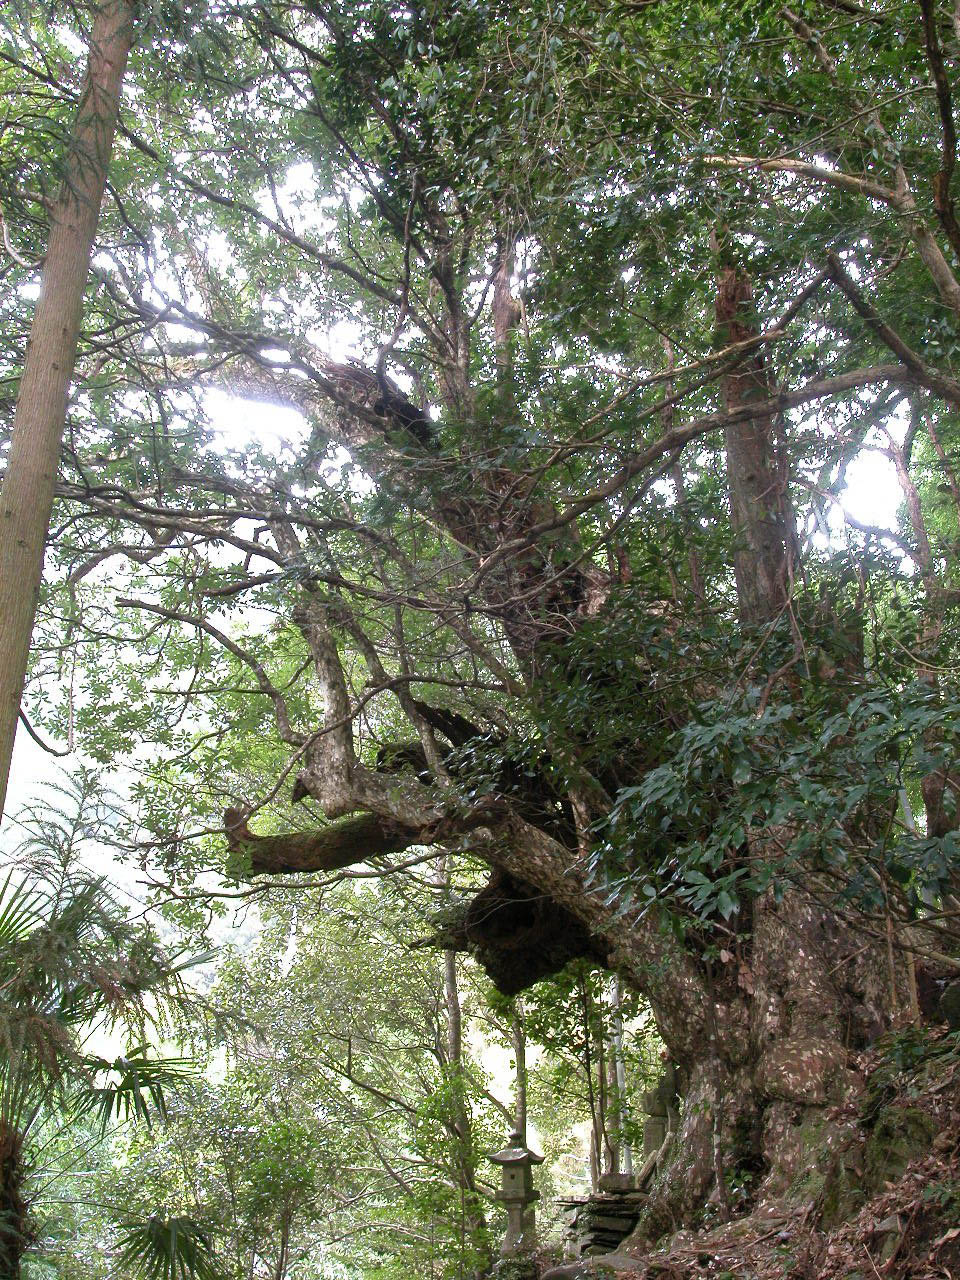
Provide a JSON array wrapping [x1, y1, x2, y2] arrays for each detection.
[[71, 1047, 197, 1134], [116, 1215, 222, 1280]]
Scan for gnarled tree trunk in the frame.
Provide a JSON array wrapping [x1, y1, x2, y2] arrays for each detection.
[[630, 265, 897, 1240], [203, 214, 909, 1255]]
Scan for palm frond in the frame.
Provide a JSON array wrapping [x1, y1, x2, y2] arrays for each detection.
[[0, 871, 42, 955], [116, 1215, 222, 1280], [70, 1048, 197, 1134]]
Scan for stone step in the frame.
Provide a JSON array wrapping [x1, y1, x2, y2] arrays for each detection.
[[580, 1216, 638, 1232]]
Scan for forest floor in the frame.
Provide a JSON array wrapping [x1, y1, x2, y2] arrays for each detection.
[[544, 1027, 960, 1280]]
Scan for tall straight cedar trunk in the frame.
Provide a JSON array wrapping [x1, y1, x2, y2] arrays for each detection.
[[0, 0, 137, 820], [715, 264, 790, 626]]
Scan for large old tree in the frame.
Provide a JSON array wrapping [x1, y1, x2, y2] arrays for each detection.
[[3, 0, 960, 1245]]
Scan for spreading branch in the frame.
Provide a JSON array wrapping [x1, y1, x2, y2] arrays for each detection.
[[224, 807, 419, 875], [825, 252, 960, 406]]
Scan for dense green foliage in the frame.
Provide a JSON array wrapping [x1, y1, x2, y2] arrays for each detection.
[[4, 0, 960, 1273]]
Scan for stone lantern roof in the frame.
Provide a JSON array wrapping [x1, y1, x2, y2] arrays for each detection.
[[489, 1130, 545, 1168]]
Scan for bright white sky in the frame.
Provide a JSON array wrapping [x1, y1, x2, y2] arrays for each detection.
[[841, 445, 901, 526]]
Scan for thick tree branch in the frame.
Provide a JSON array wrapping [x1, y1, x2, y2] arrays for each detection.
[[919, 0, 960, 258], [714, 8, 960, 321], [825, 251, 960, 405], [224, 795, 713, 1056], [224, 807, 418, 874], [267, 518, 360, 816], [705, 152, 896, 204]]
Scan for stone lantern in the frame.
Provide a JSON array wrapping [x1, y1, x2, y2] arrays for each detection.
[[489, 1129, 544, 1258]]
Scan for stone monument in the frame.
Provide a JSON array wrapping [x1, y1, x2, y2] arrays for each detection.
[[489, 1129, 544, 1278]]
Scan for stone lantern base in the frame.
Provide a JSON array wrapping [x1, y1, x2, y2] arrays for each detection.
[[493, 1253, 540, 1280]]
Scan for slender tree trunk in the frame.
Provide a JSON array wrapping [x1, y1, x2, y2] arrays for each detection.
[[272, 1207, 291, 1280], [442, 950, 490, 1276], [595, 1006, 615, 1178], [0, 0, 137, 820], [603, 1050, 619, 1177], [444, 948, 473, 1186], [579, 974, 603, 1193], [511, 998, 528, 1141], [608, 975, 630, 1178]]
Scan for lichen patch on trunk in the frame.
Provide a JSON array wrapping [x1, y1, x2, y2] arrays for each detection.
[[757, 1036, 848, 1104]]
